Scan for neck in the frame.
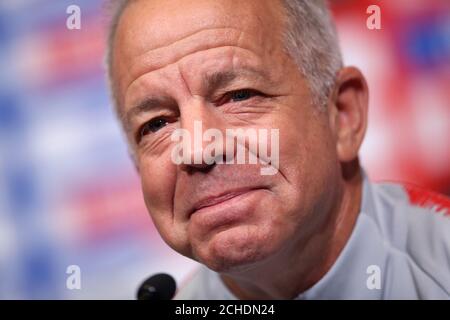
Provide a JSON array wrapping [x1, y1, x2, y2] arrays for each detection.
[[220, 163, 363, 299]]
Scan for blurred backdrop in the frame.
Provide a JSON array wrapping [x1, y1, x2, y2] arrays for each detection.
[[0, 0, 449, 299]]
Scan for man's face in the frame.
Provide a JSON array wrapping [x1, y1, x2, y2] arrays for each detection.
[[112, 0, 341, 272]]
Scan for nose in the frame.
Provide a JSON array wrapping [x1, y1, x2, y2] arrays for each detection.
[[177, 97, 226, 170]]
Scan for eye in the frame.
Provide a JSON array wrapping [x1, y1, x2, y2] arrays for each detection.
[[139, 117, 168, 138], [230, 89, 258, 102], [215, 89, 262, 106]]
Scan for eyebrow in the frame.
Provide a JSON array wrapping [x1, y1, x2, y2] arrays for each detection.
[[124, 68, 272, 129], [123, 96, 176, 129], [203, 70, 245, 92], [204, 68, 273, 92]]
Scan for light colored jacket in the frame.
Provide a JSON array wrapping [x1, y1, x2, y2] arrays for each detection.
[[175, 173, 450, 299]]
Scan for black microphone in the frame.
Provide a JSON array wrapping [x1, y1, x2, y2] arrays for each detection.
[[136, 273, 177, 300]]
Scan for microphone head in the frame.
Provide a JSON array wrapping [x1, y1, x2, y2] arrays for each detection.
[[137, 273, 177, 300]]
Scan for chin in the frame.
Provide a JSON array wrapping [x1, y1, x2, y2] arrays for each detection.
[[193, 225, 280, 273]]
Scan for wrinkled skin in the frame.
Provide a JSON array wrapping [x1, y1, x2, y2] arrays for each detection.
[[111, 0, 368, 299]]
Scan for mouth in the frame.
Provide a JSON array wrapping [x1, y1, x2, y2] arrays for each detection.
[[189, 187, 266, 218]]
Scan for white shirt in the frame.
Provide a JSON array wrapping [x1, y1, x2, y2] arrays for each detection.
[[175, 173, 450, 299]]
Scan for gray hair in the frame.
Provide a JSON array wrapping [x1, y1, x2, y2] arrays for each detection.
[[282, 0, 342, 108], [105, 0, 342, 112]]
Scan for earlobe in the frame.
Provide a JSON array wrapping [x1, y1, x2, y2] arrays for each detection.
[[332, 67, 369, 162]]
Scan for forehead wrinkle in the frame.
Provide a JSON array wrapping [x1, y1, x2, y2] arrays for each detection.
[[129, 26, 244, 70], [122, 27, 258, 93], [125, 44, 261, 107]]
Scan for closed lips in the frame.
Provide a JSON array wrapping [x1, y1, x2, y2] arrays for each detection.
[[189, 187, 266, 217]]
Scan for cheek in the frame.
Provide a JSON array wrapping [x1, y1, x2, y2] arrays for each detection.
[[274, 110, 338, 213], [284, 128, 334, 174], [140, 156, 177, 229], [140, 157, 193, 255]]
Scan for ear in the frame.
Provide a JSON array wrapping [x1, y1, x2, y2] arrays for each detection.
[[328, 67, 369, 162]]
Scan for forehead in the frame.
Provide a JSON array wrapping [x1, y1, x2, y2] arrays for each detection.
[[115, 0, 284, 57], [112, 0, 286, 97]]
